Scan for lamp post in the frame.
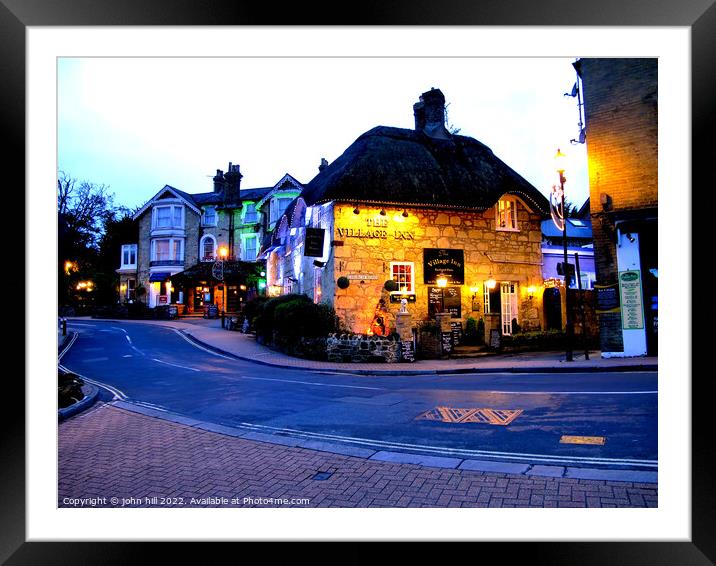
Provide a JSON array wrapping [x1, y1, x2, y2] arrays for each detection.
[[555, 148, 574, 361]]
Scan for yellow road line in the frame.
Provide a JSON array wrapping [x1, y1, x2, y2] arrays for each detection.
[[559, 435, 606, 445]]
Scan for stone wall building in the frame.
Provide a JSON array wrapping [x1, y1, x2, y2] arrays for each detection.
[[576, 58, 658, 356], [262, 89, 550, 341]]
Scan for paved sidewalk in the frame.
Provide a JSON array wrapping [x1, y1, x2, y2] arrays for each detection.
[[58, 404, 658, 508], [71, 317, 658, 375]]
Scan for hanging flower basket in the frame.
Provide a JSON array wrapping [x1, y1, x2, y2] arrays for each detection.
[[337, 276, 350, 289], [384, 279, 398, 292]]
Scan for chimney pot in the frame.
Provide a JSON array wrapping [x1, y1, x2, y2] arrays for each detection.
[[414, 88, 449, 139]]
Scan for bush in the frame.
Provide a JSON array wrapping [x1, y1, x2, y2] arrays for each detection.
[[58, 369, 84, 409], [463, 317, 483, 345], [240, 295, 269, 331], [273, 298, 339, 339], [501, 330, 566, 351]]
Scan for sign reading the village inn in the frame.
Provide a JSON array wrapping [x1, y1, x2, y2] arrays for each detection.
[[423, 248, 465, 285], [334, 217, 415, 240]]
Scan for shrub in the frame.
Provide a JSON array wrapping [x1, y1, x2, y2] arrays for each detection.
[[476, 318, 485, 342], [273, 298, 339, 339], [241, 295, 269, 331], [464, 316, 480, 345], [383, 279, 398, 292]]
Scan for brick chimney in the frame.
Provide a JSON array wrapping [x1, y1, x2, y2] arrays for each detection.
[[413, 88, 449, 139], [223, 162, 242, 206], [213, 169, 225, 193]]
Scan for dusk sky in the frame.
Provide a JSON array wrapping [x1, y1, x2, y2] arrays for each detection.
[[58, 57, 590, 211]]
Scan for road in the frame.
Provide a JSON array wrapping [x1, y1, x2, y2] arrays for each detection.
[[60, 320, 658, 470]]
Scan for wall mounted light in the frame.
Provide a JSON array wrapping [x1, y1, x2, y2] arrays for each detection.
[[353, 207, 360, 215], [470, 285, 480, 299], [486, 274, 497, 290], [402, 209, 409, 218], [436, 276, 448, 288], [379, 209, 387, 216], [527, 286, 537, 299]]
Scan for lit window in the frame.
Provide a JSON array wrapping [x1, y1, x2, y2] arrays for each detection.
[[390, 262, 414, 293], [202, 206, 216, 226], [313, 268, 322, 303], [152, 238, 184, 262], [496, 198, 518, 231]]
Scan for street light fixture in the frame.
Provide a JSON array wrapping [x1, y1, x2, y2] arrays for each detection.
[[555, 148, 574, 362]]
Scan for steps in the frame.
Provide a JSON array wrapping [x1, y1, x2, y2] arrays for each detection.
[[450, 344, 492, 358]]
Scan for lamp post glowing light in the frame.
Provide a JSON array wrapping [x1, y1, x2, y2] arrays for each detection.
[[218, 246, 229, 259], [555, 148, 574, 362]]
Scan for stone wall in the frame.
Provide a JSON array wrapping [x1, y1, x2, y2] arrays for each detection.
[[326, 333, 400, 363], [327, 202, 545, 334]]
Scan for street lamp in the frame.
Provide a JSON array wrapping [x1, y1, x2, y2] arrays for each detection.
[[555, 148, 574, 361]]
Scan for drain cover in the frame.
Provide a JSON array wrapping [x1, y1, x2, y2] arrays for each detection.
[[415, 406, 523, 425], [312, 471, 333, 481]]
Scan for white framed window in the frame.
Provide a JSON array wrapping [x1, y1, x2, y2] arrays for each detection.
[[496, 198, 518, 231], [152, 205, 184, 229], [151, 238, 184, 262], [483, 285, 491, 314], [243, 236, 257, 261], [283, 277, 294, 295], [243, 202, 258, 223], [200, 235, 217, 261], [120, 244, 137, 268], [202, 206, 217, 226], [390, 262, 414, 293]]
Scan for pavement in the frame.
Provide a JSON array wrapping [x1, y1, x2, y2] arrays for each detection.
[[69, 316, 658, 375], [58, 403, 658, 508]]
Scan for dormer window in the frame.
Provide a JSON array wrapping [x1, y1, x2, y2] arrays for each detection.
[[202, 206, 217, 226], [496, 197, 518, 231], [243, 203, 258, 223]]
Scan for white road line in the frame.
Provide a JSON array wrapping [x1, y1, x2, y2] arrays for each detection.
[[133, 401, 168, 412], [237, 375, 384, 391], [66, 322, 97, 327], [58, 332, 78, 361], [58, 363, 128, 401], [122, 354, 133, 358], [151, 358, 201, 372], [237, 422, 658, 467], [171, 329, 234, 360], [467, 390, 658, 396], [83, 357, 109, 363]]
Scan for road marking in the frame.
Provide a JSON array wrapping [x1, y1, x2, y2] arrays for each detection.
[[171, 329, 234, 360], [234, 422, 657, 468], [133, 400, 168, 412], [83, 357, 109, 363], [151, 358, 201, 372], [66, 323, 97, 327], [237, 375, 383, 391], [58, 332, 78, 361], [467, 390, 658, 396], [560, 435, 606, 445], [58, 363, 128, 401], [416, 406, 523, 425], [122, 355, 133, 358]]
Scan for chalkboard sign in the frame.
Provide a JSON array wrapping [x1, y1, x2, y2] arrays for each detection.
[[400, 340, 415, 362], [441, 332, 453, 354], [489, 329, 501, 349], [427, 286, 443, 318], [204, 304, 219, 319], [168, 305, 178, 319], [451, 321, 462, 346], [595, 283, 620, 313], [443, 287, 462, 319]]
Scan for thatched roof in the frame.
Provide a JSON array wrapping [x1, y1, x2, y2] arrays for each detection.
[[301, 126, 549, 215]]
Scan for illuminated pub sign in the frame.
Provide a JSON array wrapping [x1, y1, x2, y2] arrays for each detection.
[[423, 248, 465, 285]]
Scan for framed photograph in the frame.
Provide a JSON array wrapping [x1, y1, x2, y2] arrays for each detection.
[[7, 0, 708, 561]]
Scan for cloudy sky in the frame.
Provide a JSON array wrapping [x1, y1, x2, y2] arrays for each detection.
[[58, 57, 589, 211]]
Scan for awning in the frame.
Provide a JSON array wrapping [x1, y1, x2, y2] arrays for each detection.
[[149, 272, 172, 282]]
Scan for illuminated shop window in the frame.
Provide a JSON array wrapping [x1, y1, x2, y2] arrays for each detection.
[[390, 262, 414, 293]]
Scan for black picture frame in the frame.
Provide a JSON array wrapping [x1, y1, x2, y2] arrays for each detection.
[[5, 0, 708, 562]]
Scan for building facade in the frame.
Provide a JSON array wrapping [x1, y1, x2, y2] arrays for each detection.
[[262, 89, 550, 340], [576, 58, 658, 356], [122, 164, 300, 314]]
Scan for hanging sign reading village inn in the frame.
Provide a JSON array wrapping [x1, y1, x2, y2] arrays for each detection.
[[423, 248, 465, 285]]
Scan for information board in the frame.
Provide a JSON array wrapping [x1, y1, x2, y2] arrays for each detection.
[[489, 329, 501, 349], [618, 270, 644, 330], [427, 286, 443, 318], [304, 228, 326, 257], [595, 283, 620, 313], [442, 287, 462, 319], [451, 321, 462, 346], [423, 248, 465, 285], [441, 332, 453, 354]]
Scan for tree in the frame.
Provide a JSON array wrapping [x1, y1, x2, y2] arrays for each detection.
[[58, 172, 115, 308], [95, 208, 139, 304]]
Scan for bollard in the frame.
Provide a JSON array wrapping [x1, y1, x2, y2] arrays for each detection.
[[221, 310, 225, 329], [62, 318, 67, 336]]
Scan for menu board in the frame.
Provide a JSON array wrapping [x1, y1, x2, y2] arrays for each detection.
[[451, 321, 462, 346], [167, 305, 178, 319], [400, 340, 415, 362], [204, 304, 219, 319], [442, 287, 462, 319], [489, 329, 501, 349], [618, 271, 644, 330], [441, 332, 453, 354], [427, 286, 443, 318]]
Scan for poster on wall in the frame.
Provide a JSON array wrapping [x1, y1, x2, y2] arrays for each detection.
[[304, 228, 326, 257], [423, 248, 465, 285], [618, 270, 644, 330]]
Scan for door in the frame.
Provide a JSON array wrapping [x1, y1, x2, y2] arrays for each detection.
[[500, 282, 518, 335]]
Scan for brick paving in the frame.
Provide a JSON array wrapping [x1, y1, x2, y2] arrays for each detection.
[[58, 404, 657, 509]]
